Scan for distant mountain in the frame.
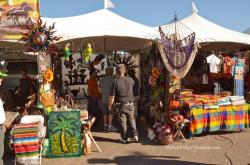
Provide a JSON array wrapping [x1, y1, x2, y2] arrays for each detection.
[[243, 27, 250, 34]]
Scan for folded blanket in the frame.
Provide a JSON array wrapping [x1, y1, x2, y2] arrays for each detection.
[[218, 97, 231, 106], [232, 100, 246, 105], [204, 104, 219, 109], [218, 101, 231, 106], [13, 123, 39, 147], [183, 100, 203, 108], [227, 96, 244, 102]]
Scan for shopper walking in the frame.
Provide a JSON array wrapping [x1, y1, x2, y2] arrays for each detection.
[[109, 64, 138, 144]]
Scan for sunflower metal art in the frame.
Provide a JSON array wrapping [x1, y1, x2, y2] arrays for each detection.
[[21, 18, 61, 52]]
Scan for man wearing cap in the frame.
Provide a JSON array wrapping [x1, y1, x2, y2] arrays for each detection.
[[0, 71, 7, 165], [109, 64, 138, 144]]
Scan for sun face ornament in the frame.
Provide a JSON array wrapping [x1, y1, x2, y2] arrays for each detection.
[[21, 18, 61, 52]]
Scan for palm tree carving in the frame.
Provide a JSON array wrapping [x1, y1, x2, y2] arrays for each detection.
[[52, 115, 77, 152]]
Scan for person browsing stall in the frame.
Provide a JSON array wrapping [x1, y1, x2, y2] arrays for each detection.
[[99, 68, 117, 132], [87, 71, 100, 117], [0, 71, 7, 165], [108, 64, 138, 144]]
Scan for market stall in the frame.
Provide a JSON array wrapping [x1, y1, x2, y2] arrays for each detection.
[[154, 3, 250, 138]]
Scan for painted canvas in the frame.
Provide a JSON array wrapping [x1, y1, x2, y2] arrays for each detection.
[[48, 111, 82, 158]]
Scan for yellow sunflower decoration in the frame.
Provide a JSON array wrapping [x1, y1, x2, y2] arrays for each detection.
[[44, 69, 54, 83], [152, 67, 160, 79]]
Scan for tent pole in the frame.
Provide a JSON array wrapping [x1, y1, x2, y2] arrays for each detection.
[[104, 36, 107, 52]]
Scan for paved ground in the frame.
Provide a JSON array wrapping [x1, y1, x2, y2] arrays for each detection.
[[4, 125, 250, 165]]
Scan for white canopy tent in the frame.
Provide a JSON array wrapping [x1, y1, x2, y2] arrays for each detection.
[[1, 9, 157, 53], [42, 9, 157, 52], [158, 4, 250, 51]]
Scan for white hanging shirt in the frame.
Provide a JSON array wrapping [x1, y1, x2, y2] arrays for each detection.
[[206, 54, 221, 73], [0, 99, 5, 124]]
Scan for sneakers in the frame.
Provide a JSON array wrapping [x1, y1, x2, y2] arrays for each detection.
[[118, 138, 127, 144], [106, 125, 118, 132], [104, 125, 108, 132], [127, 136, 139, 143]]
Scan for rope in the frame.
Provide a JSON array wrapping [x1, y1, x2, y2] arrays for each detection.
[[214, 135, 234, 165]]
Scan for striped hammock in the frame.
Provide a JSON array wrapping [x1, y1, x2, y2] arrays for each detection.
[[158, 25, 198, 78]]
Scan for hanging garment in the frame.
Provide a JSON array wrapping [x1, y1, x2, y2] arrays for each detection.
[[224, 56, 236, 78], [206, 54, 220, 73], [234, 64, 244, 96], [217, 55, 224, 72]]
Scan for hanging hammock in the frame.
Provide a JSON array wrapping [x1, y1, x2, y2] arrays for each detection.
[[158, 16, 198, 78]]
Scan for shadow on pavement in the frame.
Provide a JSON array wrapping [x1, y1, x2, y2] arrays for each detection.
[[87, 154, 216, 165], [93, 136, 119, 143]]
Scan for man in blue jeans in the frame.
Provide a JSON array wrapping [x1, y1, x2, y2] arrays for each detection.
[[109, 64, 138, 144], [0, 72, 7, 165]]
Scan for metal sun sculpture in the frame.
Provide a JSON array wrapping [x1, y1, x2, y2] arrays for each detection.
[[113, 53, 139, 73], [21, 18, 61, 52]]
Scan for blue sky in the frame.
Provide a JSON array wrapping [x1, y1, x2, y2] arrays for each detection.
[[40, 0, 250, 32]]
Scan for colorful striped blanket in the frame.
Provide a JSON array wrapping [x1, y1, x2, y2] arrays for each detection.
[[13, 122, 40, 164], [189, 104, 250, 134], [13, 123, 39, 147]]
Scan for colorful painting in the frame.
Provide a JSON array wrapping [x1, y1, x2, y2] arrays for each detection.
[[48, 111, 82, 158], [0, 0, 40, 40]]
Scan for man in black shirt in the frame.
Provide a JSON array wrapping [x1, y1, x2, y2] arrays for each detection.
[[109, 64, 138, 144]]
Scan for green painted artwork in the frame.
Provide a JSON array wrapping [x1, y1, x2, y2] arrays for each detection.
[[49, 111, 82, 158]]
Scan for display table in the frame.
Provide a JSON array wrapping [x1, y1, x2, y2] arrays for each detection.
[[188, 104, 250, 135]]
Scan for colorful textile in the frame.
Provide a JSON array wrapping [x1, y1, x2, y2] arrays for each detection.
[[158, 27, 198, 78], [232, 100, 246, 106], [13, 123, 39, 147], [218, 97, 231, 106], [203, 103, 219, 109], [189, 104, 250, 134], [15, 146, 39, 158], [228, 96, 244, 102], [13, 123, 40, 164], [224, 56, 236, 78]]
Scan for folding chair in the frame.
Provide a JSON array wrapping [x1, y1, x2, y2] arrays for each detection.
[[10, 115, 46, 165]]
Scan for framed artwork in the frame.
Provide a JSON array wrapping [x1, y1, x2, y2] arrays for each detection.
[[48, 111, 82, 158]]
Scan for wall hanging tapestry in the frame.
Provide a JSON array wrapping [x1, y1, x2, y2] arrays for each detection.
[[48, 111, 82, 158]]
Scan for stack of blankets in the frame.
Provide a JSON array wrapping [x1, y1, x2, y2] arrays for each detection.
[[227, 96, 246, 106], [193, 95, 219, 109], [180, 89, 246, 109], [13, 122, 40, 165], [218, 97, 231, 106]]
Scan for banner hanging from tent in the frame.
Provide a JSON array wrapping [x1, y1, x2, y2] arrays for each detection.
[[0, 0, 40, 40]]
